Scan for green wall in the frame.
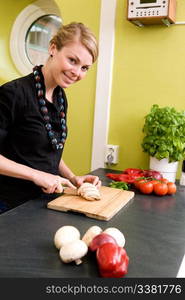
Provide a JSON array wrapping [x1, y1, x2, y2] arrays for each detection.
[[0, 0, 184, 179], [109, 0, 185, 178], [55, 0, 101, 175], [0, 0, 35, 81]]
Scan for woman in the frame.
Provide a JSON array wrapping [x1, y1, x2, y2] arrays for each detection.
[[0, 22, 101, 213]]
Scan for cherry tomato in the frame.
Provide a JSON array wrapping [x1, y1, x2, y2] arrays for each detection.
[[153, 182, 168, 196], [139, 181, 153, 194], [149, 179, 159, 186], [160, 178, 169, 184], [134, 178, 145, 189], [167, 182, 177, 195]]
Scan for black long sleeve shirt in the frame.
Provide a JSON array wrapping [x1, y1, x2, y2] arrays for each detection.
[[0, 69, 68, 204]]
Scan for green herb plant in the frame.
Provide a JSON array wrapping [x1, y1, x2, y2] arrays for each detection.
[[141, 104, 185, 162], [109, 181, 130, 190]]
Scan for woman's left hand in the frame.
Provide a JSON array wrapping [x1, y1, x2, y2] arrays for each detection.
[[70, 175, 101, 188]]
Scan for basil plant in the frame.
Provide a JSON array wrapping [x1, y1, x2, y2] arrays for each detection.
[[141, 104, 185, 162]]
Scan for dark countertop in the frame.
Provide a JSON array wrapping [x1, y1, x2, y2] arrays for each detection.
[[0, 168, 185, 278]]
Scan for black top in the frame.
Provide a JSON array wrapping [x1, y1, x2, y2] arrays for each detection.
[[0, 68, 68, 205]]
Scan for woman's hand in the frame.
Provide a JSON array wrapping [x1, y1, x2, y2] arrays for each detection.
[[70, 175, 101, 188], [32, 170, 76, 194], [58, 160, 101, 189]]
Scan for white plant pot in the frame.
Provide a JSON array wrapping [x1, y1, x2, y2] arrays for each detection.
[[149, 157, 178, 183]]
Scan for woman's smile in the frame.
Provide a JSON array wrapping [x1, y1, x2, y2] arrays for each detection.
[[63, 72, 76, 84]]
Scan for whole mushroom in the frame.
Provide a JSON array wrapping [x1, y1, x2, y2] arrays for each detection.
[[103, 227, 125, 247], [54, 225, 80, 250], [82, 225, 102, 247], [59, 239, 88, 265]]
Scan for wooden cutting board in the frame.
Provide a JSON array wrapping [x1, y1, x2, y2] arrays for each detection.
[[47, 186, 134, 221]]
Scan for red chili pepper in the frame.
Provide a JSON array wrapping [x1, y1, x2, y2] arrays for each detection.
[[96, 242, 129, 278]]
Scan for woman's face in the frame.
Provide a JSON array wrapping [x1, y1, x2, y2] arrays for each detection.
[[49, 41, 93, 88]]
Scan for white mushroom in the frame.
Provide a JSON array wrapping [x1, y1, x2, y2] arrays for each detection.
[[82, 226, 102, 247], [59, 239, 88, 265], [103, 227, 125, 247], [54, 225, 80, 250], [78, 183, 101, 201]]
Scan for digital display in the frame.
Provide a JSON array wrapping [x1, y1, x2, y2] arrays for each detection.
[[140, 0, 157, 3]]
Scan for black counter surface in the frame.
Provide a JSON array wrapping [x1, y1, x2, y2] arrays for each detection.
[[0, 168, 185, 278]]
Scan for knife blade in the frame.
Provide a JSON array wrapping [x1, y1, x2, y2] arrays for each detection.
[[63, 187, 78, 195]]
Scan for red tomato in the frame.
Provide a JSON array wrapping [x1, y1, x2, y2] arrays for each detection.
[[153, 182, 168, 196], [167, 182, 177, 195], [160, 178, 169, 184], [134, 179, 145, 189], [149, 180, 159, 186], [139, 181, 153, 194]]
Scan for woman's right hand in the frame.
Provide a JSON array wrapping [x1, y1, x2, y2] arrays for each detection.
[[32, 170, 76, 194]]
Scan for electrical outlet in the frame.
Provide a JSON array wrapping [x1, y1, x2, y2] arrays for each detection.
[[105, 145, 119, 164]]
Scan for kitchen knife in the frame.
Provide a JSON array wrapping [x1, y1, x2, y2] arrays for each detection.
[[63, 187, 78, 195]]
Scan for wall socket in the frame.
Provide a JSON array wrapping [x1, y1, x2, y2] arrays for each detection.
[[105, 145, 119, 164]]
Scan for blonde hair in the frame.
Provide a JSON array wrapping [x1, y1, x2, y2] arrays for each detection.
[[50, 22, 98, 63]]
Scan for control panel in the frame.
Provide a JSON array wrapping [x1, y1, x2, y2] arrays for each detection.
[[127, 0, 176, 26]]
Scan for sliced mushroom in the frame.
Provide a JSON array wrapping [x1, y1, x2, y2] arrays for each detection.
[[103, 227, 125, 247], [82, 226, 102, 247], [54, 225, 80, 250], [78, 183, 101, 201], [59, 239, 88, 265]]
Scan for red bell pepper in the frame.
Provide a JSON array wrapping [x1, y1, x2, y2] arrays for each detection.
[[106, 172, 143, 183], [106, 173, 129, 181], [123, 168, 144, 176], [96, 242, 129, 278], [89, 233, 117, 252], [106, 168, 145, 183]]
